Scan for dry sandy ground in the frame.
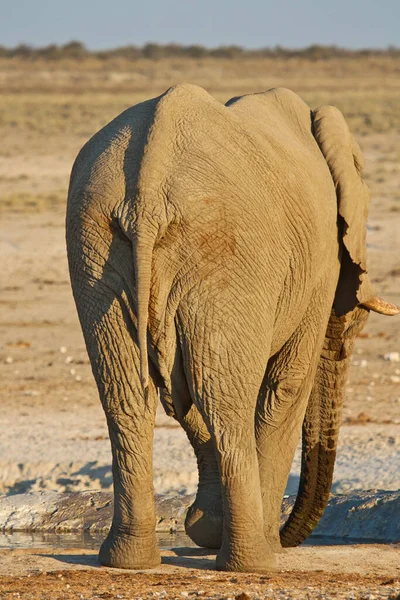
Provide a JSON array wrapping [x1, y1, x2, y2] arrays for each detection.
[[0, 545, 398, 599]]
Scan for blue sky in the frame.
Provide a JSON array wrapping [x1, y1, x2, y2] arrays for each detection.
[[1, 0, 399, 49]]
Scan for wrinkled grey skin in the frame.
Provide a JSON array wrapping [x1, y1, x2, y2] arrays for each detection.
[[66, 85, 378, 572]]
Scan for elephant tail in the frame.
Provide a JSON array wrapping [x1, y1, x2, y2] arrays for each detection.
[[132, 224, 157, 397]]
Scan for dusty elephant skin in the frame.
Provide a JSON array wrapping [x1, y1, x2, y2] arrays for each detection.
[[66, 84, 399, 573]]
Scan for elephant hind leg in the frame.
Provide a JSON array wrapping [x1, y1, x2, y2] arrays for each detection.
[[208, 397, 276, 572], [72, 274, 160, 569], [179, 316, 276, 572]]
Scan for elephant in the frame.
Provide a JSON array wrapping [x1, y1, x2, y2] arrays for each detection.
[[66, 84, 399, 573]]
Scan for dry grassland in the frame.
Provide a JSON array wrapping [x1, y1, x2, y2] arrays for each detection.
[[1, 55, 400, 212]]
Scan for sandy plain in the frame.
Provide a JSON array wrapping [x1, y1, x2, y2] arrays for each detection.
[[0, 56, 399, 598]]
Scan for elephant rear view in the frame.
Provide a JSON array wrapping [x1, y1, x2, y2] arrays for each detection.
[[66, 84, 398, 573]]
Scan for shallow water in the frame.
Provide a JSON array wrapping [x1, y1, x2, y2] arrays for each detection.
[[0, 531, 197, 550], [0, 531, 383, 550]]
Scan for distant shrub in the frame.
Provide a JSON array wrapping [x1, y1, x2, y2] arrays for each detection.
[[11, 44, 35, 58], [142, 43, 165, 59], [37, 44, 62, 60], [209, 45, 244, 59], [60, 41, 88, 59], [95, 45, 142, 60], [185, 45, 208, 58]]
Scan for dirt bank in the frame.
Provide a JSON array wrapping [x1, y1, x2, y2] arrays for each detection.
[[0, 545, 399, 599]]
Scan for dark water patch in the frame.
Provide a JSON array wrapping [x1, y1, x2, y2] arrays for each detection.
[[0, 531, 197, 550], [0, 531, 386, 551]]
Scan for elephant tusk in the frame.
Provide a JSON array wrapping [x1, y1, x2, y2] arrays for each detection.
[[361, 297, 400, 316]]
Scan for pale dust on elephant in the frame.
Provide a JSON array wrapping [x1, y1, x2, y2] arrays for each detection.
[[66, 84, 398, 573]]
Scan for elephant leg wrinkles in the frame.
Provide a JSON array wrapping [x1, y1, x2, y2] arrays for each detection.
[[72, 277, 161, 570], [178, 303, 276, 573]]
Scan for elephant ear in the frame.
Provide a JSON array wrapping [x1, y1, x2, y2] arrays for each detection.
[[312, 106, 375, 316]]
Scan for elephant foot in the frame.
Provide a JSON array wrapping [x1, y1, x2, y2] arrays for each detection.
[[99, 528, 161, 570], [216, 540, 276, 573], [184, 487, 223, 549]]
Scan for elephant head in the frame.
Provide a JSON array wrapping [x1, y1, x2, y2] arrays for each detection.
[[280, 105, 399, 547]]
